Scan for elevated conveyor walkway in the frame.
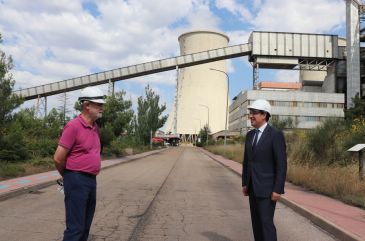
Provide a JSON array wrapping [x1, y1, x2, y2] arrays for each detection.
[[12, 31, 342, 101], [13, 43, 252, 100]]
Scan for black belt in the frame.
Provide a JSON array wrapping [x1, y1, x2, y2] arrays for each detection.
[[64, 169, 96, 179]]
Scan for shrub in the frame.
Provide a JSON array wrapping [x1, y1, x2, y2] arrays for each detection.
[[342, 118, 365, 150], [0, 123, 28, 162], [286, 118, 362, 166], [109, 138, 127, 157], [27, 138, 58, 158]]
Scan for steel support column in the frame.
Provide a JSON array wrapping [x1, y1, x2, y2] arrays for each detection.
[[346, 0, 361, 107]]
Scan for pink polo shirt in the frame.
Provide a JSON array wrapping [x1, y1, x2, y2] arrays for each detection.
[[58, 115, 101, 175]]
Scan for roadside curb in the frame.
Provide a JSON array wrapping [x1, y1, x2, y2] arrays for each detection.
[[0, 148, 168, 202], [199, 147, 364, 241], [101, 148, 169, 171], [0, 179, 58, 202], [280, 196, 364, 241]]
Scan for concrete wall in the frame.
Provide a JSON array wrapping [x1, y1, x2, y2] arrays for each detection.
[[229, 90, 345, 133]]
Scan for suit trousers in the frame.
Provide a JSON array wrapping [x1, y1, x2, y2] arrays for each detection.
[[249, 188, 277, 241], [63, 171, 96, 241]]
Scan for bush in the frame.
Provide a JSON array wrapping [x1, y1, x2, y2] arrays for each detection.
[[342, 118, 365, 150], [109, 138, 128, 157], [295, 118, 349, 165], [27, 138, 58, 158], [0, 123, 28, 162]]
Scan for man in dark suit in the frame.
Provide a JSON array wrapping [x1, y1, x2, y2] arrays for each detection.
[[242, 99, 287, 241]]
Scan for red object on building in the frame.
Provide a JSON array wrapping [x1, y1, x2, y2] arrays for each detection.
[[152, 137, 164, 143]]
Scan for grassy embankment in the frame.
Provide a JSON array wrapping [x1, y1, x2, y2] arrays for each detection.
[[0, 145, 162, 181], [205, 143, 365, 209]]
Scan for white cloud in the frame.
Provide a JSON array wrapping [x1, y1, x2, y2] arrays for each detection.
[[214, 0, 345, 34], [274, 70, 300, 83], [226, 59, 235, 73], [252, 0, 262, 10], [226, 30, 251, 45], [252, 0, 345, 33], [183, 2, 221, 31], [215, 0, 253, 22], [0, 0, 218, 114], [0, 0, 348, 116]]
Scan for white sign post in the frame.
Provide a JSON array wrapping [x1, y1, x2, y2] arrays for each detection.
[[347, 144, 365, 181]]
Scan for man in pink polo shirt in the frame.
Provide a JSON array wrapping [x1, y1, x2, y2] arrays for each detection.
[[54, 86, 105, 241]]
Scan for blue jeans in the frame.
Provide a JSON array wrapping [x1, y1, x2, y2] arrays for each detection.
[[63, 171, 96, 241]]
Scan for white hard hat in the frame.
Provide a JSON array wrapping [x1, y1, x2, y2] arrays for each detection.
[[78, 86, 106, 104], [248, 99, 271, 116]]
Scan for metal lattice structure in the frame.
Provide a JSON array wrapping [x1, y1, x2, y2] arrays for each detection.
[[13, 43, 251, 101]]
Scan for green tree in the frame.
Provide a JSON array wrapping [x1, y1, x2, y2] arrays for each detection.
[[345, 93, 365, 122], [198, 124, 211, 146], [0, 33, 24, 162], [100, 91, 134, 137], [0, 119, 29, 162], [9, 108, 60, 159], [135, 85, 168, 145], [0, 33, 23, 132], [74, 100, 81, 114]]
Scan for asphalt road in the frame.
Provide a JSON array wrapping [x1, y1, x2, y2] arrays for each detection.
[[0, 147, 337, 241]]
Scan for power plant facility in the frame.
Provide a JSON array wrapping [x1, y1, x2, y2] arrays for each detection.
[[12, 0, 365, 141], [165, 31, 230, 141]]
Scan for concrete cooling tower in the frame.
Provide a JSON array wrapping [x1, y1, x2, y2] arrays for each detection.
[[166, 31, 229, 140]]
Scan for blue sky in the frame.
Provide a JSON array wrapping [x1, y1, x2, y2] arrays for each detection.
[[0, 0, 348, 118]]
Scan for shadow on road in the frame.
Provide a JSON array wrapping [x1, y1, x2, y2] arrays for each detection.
[[201, 231, 234, 241]]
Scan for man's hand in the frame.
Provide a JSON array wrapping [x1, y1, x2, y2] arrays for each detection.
[[242, 186, 248, 196], [54, 145, 69, 177], [271, 192, 281, 202]]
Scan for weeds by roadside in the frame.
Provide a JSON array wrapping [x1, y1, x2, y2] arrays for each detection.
[[206, 143, 365, 210], [0, 157, 54, 181], [0, 146, 164, 181], [206, 144, 244, 163]]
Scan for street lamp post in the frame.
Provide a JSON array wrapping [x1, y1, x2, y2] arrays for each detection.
[[209, 68, 229, 146], [194, 118, 201, 145], [199, 104, 209, 146]]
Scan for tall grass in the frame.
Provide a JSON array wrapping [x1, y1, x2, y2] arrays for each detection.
[[288, 161, 365, 208], [207, 143, 365, 209], [0, 157, 54, 181], [206, 144, 244, 163]]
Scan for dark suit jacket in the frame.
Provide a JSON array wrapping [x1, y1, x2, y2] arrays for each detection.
[[242, 124, 287, 198]]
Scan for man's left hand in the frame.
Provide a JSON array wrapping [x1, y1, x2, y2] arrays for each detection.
[[271, 192, 281, 202]]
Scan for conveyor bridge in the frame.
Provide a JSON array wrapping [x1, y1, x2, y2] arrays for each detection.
[[13, 31, 342, 101]]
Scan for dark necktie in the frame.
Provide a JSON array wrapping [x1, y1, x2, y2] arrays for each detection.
[[252, 129, 259, 150]]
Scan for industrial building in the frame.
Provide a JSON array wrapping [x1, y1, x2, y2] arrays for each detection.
[[12, 1, 364, 142], [229, 82, 345, 133], [227, 0, 364, 134]]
